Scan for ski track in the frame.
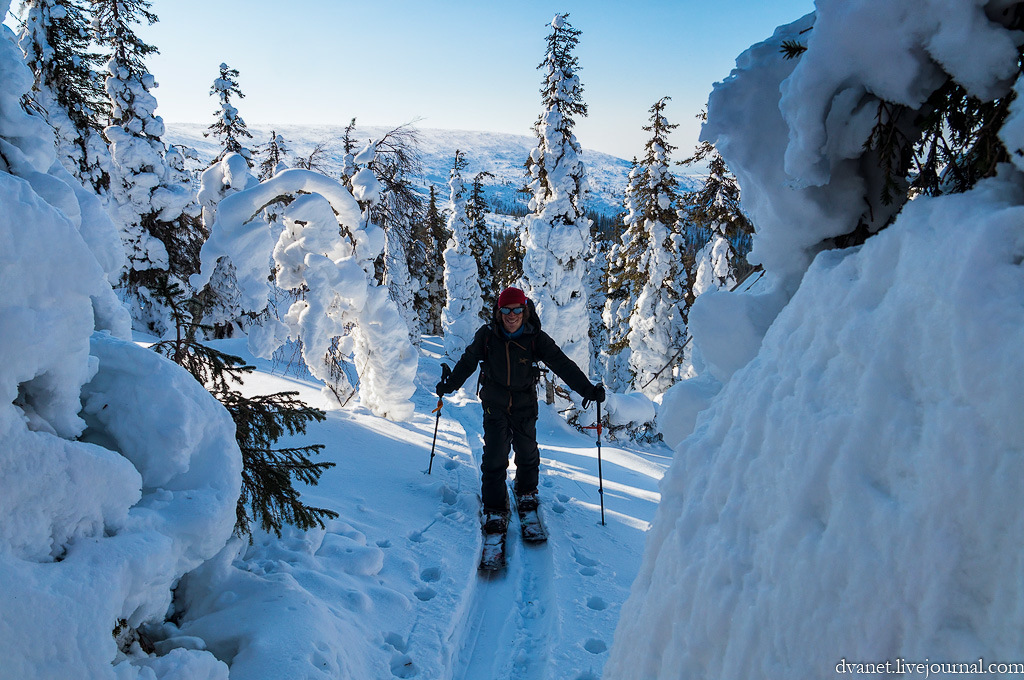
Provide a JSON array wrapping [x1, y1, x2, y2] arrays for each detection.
[[443, 395, 556, 680]]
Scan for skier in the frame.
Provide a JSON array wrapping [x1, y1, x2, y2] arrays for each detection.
[[436, 286, 605, 536]]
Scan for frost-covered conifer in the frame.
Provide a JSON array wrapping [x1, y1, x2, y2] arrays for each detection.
[[442, 150, 484, 358], [350, 126, 423, 344], [682, 124, 752, 297], [602, 159, 642, 391], [191, 168, 418, 421], [586, 219, 610, 382], [521, 13, 593, 375], [417, 184, 449, 334], [256, 130, 290, 181], [17, 0, 110, 193], [467, 171, 496, 314], [92, 0, 200, 335], [205, 62, 253, 166], [195, 152, 259, 336], [627, 98, 688, 397]]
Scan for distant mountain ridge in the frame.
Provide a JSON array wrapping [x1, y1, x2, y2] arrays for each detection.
[[165, 123, 698, 218]]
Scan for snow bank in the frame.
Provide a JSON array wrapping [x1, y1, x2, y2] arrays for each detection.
[[0, 169, 241, 679], [608, 1, 1024, 676], [607, 170, 1024, 678], [1, 13, 241, 676]]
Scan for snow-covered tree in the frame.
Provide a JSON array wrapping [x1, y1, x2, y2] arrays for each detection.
[[256, 129, 290, 181], [204, 62, 253, 166], [521, 13, 592, 376], [92, 0, 200, 335], [191, 169, 418, 421], [346, 124, 424, 344], [412, 184, 447, 335], [17, 0, 110, 193], [681, 110, 753, 298], [601, 159, 642, 391], [442, 150, 484, 358], [627, 97, 688, 397], [586, 217, 610, 384], [466, 171, 496, 314], [194, 152, 259, 336]]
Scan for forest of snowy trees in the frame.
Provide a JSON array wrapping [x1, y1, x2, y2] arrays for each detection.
[[7, 0, 1024, 677], [8, 1, 754, 446]]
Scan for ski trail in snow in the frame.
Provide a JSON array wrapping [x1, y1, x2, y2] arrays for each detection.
[[442, 394, 556, 680]]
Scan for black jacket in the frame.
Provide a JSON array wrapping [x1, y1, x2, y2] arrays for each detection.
[[447, 305, 593, 414]]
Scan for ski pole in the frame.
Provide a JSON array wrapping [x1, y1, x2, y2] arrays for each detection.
[[582, 384, 607, 526], [596, 396, 606, 526], [427, 363, 451, 475]]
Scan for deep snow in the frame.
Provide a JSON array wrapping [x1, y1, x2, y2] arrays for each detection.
[[157, 336, 670, 680]]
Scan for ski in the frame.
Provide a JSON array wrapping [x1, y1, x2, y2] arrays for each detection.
[[478, 514, 508, 572], [515, 497, 547, 543]]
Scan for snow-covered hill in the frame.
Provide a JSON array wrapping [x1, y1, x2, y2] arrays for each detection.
[[165, 122, 695, 218]]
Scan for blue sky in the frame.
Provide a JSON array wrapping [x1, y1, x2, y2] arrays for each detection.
[[23, 0, 816, 160]]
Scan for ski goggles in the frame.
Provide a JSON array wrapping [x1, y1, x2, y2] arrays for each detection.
[[499, 306, 525, 315]]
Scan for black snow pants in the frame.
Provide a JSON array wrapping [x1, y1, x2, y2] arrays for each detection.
[[480, 400, 540, 511]]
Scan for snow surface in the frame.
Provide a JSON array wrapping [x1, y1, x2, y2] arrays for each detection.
[[149, 337, 670, 680]]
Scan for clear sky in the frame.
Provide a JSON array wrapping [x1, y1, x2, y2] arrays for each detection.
[[22, 0, 817, 160]]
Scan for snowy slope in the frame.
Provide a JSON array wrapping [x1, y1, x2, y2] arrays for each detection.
[[165, 122, 696, 218], [163, 336, 670, 680]]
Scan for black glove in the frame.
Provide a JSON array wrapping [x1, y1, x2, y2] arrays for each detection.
[[436, 363, 453, 396], [582, 382, 605, 408]]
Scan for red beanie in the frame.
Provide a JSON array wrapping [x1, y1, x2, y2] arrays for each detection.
[[497, 287, 527, 308]]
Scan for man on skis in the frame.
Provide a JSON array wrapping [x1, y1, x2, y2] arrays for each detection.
[[436, 286, 605, 534]]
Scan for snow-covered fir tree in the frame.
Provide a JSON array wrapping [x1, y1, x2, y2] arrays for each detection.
[[195, 152, 258, 336], [466, 171, 496, 315], [602, 158, 642, 391], [205, 62, 253, 166], [586, 217, 610, 384], [682, 115, 754, 298], [256, 130, 290, 181], [92, 0, 200, 335], [442, 150, 484, 358], [354, 124, 424, 344], [412, 184, 448, 335], [627, 97, 688, 397], [17, 0, 110, 193], [521, 13, 593, 377]]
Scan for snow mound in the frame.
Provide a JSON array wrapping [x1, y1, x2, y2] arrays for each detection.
[[606, 172, 1024, 678]]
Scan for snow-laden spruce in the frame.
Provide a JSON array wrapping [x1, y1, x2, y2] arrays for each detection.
[[627, 98, 688, 397], [16, 0, 111, 194], [442, 150, 484, 358], [606, 1, 1024, 677], [93, 0, 201, 335], [601, 160, 642, 392], [205, 62, 253, 165], [0, 7, 241, 676], [191, 167, 418, 421], [521, 13, 592, 375]]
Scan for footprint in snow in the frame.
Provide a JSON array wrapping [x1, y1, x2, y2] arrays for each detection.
[[586, 596, 608, 611], [414, 586, 436, 602], [390, 654, 418, 678], [420, 566, 441, 583], [583, 638, 608, 654], [444, 459, 458, 471], [574, 549, 599, 577]]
